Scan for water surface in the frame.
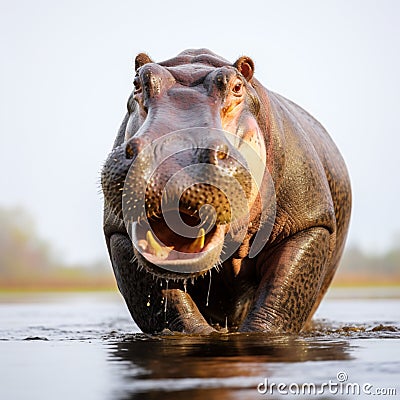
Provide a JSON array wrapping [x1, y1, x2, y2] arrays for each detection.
[[0, 289, 399, 399]]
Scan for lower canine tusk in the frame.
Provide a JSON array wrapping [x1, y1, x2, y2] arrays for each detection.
[[146, 230, 168, 258], [188, 228, 206, 252]]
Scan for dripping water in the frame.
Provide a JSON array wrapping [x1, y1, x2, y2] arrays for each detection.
[[164, 279, 169, 314], [206, 269, 212, 307], [183, 279, 187, 293]]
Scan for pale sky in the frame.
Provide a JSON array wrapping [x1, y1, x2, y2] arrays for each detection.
[[1, 0, 399, 264]]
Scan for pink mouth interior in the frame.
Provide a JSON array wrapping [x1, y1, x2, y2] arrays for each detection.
[[134, 210, 225, 262]]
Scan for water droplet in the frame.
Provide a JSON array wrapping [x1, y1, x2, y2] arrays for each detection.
[[206, 270, 212, 307], [164, 279, 169, 314]]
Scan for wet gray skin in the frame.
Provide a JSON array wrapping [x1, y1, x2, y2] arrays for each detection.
[[101, 49, 351, 334]]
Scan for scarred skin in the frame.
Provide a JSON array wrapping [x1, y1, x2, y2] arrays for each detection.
[[101, 49, 351, 334]]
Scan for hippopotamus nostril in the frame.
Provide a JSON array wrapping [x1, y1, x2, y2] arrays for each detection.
[[125, 143, 135, 160], [198, 142, 230, 166], [125, 138, 142, 160], [215, 71, 229, 90]]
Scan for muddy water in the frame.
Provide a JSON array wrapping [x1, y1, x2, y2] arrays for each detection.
[[0, 288, 399, 400]]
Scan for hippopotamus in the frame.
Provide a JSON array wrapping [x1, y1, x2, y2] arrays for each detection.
[[101, 49, 351, 334]]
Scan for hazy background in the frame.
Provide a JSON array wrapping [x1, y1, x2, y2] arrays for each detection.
[[1, 0, 399, 269]]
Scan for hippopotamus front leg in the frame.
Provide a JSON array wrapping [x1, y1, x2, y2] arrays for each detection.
[[240, 227, 331, 333], [163, 289, 216, 334]]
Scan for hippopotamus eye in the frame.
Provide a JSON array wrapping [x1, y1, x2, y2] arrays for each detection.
[[232, 80, 243, 95]]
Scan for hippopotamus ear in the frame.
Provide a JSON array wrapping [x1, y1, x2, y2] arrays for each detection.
[[135, 53, 153, 71], [233, 56, 254, 81]]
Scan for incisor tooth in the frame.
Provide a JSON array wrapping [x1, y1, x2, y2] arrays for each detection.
[[188, 228, 206, 252]]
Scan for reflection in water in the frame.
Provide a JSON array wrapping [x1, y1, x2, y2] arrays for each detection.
[[106, 333, 352, 400], [1, 293, 398, 400]]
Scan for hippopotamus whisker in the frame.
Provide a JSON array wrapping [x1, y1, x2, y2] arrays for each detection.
[[213, 261, 222, 273], [130, 254, 138, 264]]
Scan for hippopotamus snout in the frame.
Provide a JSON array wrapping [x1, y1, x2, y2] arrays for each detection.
[[103, 127, 251, 223]]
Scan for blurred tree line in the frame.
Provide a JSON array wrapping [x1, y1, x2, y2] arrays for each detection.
[[0, 206, 399, 290], [335, 241, 400, 285], [0, 207, 115, 290]]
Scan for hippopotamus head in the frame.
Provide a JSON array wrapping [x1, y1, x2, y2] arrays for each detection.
[[102, 49, 272, 281]]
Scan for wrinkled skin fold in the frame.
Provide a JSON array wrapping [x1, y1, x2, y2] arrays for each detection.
[[101, 49, 351, 334]]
